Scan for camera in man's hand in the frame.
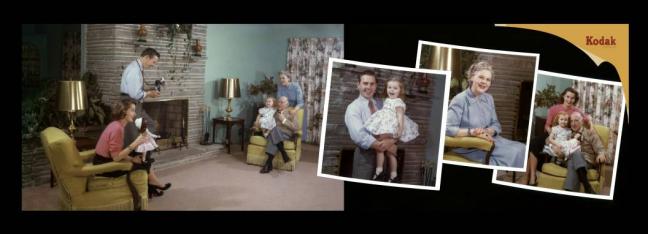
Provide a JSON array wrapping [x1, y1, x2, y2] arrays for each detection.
[[154, 78, 166, 92]]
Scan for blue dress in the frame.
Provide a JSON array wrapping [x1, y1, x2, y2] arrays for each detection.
[[445, 89, 526, 168], [277, 82, 304, 109], [277, 82, 305, 140]]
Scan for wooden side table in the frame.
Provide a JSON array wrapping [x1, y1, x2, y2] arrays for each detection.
[[212, 117, 245, 154]]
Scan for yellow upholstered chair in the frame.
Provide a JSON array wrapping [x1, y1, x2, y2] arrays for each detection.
[[536, 124, 610, 193], [443, 136, 495, 165], [40, 127, 148, 210], [246, 109, 303, 171]]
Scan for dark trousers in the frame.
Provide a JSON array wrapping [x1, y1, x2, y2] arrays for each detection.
[[93, 154, 151, 210]]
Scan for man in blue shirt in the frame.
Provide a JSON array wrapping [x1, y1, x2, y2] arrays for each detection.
[[344, 70, 397, 180], [119, 48, 173, 194], [120, 48, 161, 154]]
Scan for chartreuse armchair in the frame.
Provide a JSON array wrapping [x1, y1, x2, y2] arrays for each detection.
[[246, 109, 303, 171], [40, 127, 148, 210], [537, 124, 611, 193], [444, 136, 495, 165]]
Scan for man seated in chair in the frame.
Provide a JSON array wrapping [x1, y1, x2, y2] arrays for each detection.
[[553, 112, 608, 194], [260, 96, 299, 174]]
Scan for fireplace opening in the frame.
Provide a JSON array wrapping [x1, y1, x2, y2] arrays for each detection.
[[142, 99, 188, 150]]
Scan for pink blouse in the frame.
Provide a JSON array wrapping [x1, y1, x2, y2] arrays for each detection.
[[544, 104, 590, 132], [95, 121, 125, 159]]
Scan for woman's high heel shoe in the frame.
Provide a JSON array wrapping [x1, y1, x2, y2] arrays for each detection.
[[151, 183, 172, 191], [148, 186, 164, 197]]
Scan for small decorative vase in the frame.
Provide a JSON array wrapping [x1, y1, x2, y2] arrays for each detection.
[[193, 39, 203, 56], [137, 24, 147, 42]]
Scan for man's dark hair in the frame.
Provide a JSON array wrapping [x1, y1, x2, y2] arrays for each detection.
[[358, 70, 377, 82], [141, 48, 160, 59]]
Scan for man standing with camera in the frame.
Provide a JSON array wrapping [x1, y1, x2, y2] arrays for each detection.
[[119, 47, 173, 195], [120, 48, 161, 155]]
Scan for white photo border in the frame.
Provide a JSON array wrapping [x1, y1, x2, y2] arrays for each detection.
[[415, 40, 541, 172], [491, 70, 626, 200], [317, 58, 452, 191]]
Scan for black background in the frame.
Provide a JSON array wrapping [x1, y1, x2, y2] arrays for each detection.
[[343, 24, 636, 213], [14, 23, 640, 225]]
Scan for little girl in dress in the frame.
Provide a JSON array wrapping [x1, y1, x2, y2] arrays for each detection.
[[363, 77, 419, 183], [253, 97, 277, 137], [543, 111, 581, 164], [134, 117, 160, 162]]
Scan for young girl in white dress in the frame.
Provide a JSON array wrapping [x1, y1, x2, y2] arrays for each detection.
[[364, 77, 419, 183], [543, 111, 581, 164], [134, 117, 160, 162], [253, 97, 277, 137]]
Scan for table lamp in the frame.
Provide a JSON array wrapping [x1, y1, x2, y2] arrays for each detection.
[[58, 80, 86, 138], [219, 77, 240, 120]]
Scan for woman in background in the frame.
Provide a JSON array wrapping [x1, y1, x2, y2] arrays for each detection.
[[277, 71, 305, 139]]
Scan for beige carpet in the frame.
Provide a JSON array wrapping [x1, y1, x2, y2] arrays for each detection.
[[21, 143, 344, 211]]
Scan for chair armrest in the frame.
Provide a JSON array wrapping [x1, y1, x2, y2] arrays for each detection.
[[68, 162, 133, 177], [445, 136, 495, 164], [79, 149, 96, 162], [445, 136, 493, 152], [598, 164, 612, 189]]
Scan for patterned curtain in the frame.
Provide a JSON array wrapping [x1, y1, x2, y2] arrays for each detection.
[[573, 81, 624, 160], [286, 38, 343, 144]]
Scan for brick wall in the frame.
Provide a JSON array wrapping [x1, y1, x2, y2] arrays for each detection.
[[22, 24, 208, 188], [420, 46, 537, 141], [322, 64, 442, 185], [21, 140, 49, 187], [476, 53, 536, 140], [86, 24, 207, 145]]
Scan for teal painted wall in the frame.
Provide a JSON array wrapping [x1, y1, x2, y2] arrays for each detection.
[[534, 73, 574, 117], [204, 24, 343, 144]]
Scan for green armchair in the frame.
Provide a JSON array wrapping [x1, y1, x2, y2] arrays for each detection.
[[443, 136, 495, 165], [246, 109, 303, 171], [536, 124, 611, 193], [40, 127, 148, 210]]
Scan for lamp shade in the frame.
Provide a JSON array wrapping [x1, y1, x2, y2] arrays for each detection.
[[428, 46, 453, 71], [219, 78, 240, 99], [58, 80, 86, 112]]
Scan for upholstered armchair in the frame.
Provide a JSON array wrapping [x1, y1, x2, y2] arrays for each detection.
[[246, 109, 303, 171], [536, 124, 611, 193], [40, 127, 148, 210], [443, 136, 495, 164]]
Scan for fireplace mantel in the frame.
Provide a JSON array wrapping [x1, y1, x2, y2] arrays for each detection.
[[144, 96, 191, 103]]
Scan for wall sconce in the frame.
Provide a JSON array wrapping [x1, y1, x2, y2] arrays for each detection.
[[192, 39, 203, 56], [137, 24, 147, 42], [417, 74, 431, 94]]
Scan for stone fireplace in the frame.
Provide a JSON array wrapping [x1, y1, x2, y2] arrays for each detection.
[[85, 24, 207, 147], [143, 98, 188, 150], [21, 24, 216, 188]]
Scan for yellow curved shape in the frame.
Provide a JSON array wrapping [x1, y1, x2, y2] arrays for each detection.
[[497, 24, 629, 117]]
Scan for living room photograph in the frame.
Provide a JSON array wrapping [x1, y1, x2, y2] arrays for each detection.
[[494, 71, 624, 199], [21, 24, 344, 210]]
